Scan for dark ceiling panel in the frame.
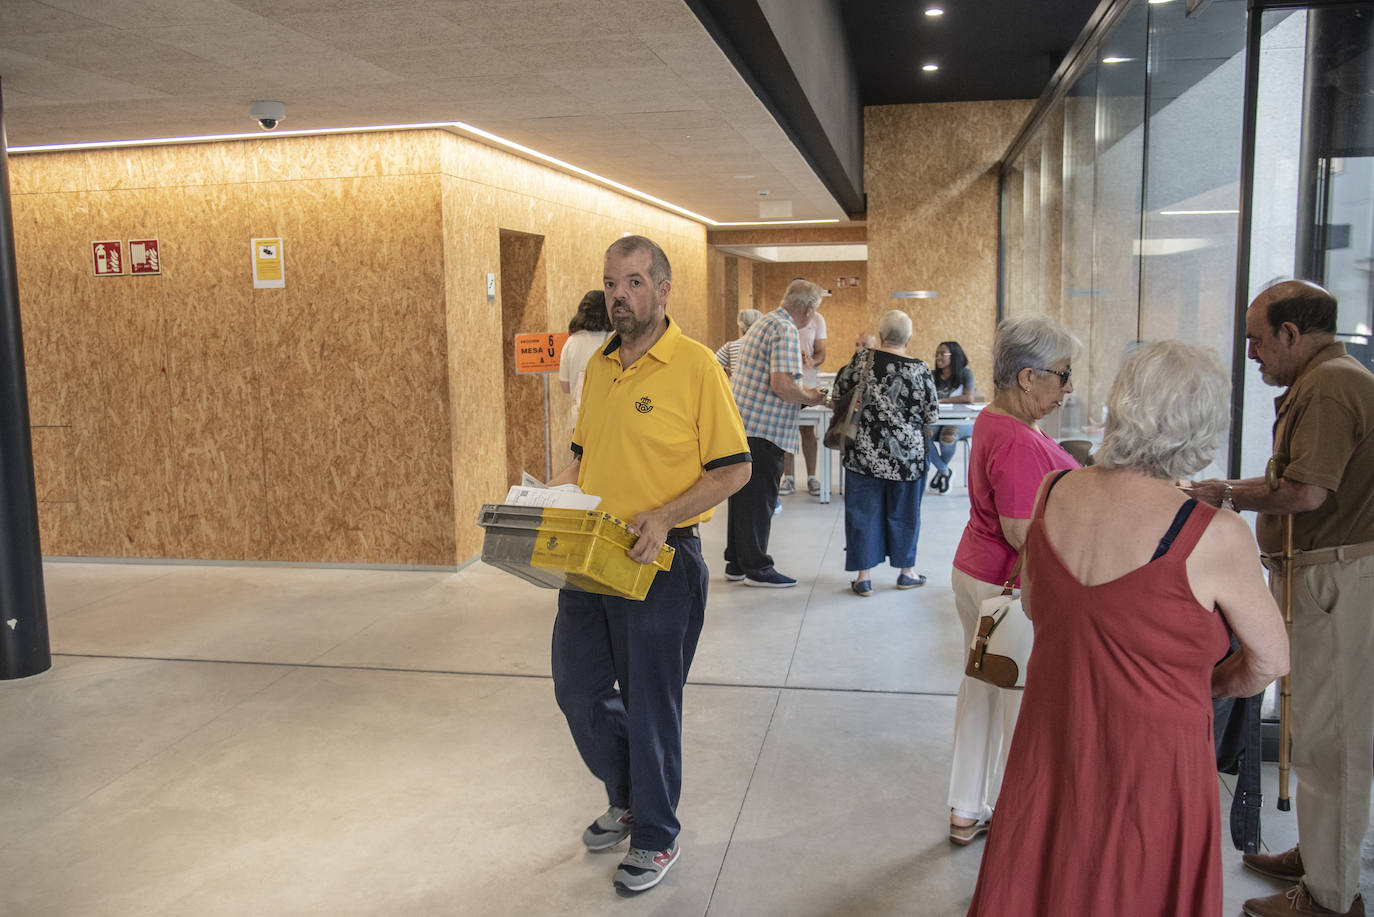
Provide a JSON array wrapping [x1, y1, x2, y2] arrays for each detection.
[[839, 0, 1104, 104]]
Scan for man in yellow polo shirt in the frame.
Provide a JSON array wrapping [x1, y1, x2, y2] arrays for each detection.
[[547, 235, 750, 894]]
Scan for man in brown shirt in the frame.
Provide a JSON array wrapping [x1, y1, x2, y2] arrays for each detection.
[[1188, 280, 1374, 917]]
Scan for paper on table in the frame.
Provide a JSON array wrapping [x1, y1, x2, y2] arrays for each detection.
[[505, 474, 602, 510]]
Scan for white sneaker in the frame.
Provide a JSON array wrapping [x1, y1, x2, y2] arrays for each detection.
[[807, 476, 821, 495], [778, 475, 795, 496]]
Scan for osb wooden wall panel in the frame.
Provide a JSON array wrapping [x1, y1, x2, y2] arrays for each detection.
[[758, 261, 870, 374], [866, 100, 1034, 394], [12, 133, 454, 564], [13, 129, 708, 565], [499, 230, 551, 487], [252, 173, 452, 565], [437, 132, 708, 561]]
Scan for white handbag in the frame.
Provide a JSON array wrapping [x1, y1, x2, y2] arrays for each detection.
[[965, 554, 1033, 689]]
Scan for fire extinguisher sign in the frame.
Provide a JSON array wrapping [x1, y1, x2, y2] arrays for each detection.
[[92, 240, 124, 276]]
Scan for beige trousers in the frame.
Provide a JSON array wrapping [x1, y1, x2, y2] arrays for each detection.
[[948, 567, 1023, 820], [1276, 549, 1374, 911]]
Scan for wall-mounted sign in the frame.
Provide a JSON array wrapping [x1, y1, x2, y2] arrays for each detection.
[[129, 239, 161, 275], [514, 332, 568, 374], [252, 237, 285, 289], [92, 240, 123, 276]]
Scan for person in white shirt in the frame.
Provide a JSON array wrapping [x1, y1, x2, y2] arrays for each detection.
[[559, 290, 614, 426], [781, 292, 827, 496]]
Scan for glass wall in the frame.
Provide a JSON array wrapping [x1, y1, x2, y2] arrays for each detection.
[[1241, 3, 1374, 476], [1002, 0, 1374, 478], [1001, 0, 1249, 474]]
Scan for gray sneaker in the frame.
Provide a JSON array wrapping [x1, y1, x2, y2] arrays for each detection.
[[582, 806, 633, 851], [778, 475, 795, 496], [613, 844, 681, 893]]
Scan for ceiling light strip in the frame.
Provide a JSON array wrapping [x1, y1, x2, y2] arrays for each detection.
[[8, 121, 838, 228]]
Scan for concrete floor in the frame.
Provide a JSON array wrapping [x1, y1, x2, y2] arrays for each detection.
[[2, 480, 1368, 916]]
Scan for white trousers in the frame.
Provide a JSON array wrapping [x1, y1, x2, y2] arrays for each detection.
[[1280, 550, 1374, 912], [948, 567, 1023, 820]]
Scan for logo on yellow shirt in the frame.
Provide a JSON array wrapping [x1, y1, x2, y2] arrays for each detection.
[[635, 396, 654, 414]]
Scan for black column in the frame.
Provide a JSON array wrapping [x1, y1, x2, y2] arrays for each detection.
[[0, 78, 52, 680]]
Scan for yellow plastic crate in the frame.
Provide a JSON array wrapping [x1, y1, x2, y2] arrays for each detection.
[[476, 504, 675, 601]]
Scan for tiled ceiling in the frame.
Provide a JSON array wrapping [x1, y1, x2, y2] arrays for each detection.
[[0, 0, 1104, 225], [0, 0, 844, 224]]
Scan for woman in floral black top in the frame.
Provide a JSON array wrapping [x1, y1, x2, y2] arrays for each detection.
[[831, 310, 940, 596]]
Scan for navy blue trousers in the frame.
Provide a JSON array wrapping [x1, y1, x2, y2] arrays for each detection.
[[551, 534, 707, 852], [843, 470, 926, 571]]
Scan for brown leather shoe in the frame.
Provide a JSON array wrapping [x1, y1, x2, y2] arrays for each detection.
[[1242, 884, 1365, 917], [1243, 845, 1305, 882]]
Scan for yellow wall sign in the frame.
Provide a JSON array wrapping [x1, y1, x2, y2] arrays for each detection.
[[252, 237, 285, 289], [514, 332, 568, 374]]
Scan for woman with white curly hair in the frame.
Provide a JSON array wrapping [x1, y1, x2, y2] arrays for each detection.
[[966, 339, 1289, 917]]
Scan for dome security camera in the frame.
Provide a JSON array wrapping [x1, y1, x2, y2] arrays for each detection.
[[249, 100, 285, 130]]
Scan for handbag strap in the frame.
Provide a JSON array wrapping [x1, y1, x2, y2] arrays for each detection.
[[1002, 468, 1073, 593]]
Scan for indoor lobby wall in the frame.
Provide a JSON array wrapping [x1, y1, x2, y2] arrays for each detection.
[[865, 100, 1034, 390], [436, 131, 707, 561], [756, 261, 868, 371], [9, 129, 706, 566]]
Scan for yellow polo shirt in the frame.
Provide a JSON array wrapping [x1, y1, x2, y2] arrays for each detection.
[[571, 316, 750, 525]]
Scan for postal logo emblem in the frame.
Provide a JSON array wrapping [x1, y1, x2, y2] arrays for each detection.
[[635, 396, 654, 414], [546, 536, 558, 550]]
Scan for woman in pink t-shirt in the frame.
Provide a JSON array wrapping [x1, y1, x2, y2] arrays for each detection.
[[946, 314, 1081, 846]]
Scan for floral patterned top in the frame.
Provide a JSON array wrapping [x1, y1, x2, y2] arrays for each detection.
[[832, 348, 939, 481]]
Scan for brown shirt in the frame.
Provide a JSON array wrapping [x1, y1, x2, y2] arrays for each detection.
[[1257, 343, 1374, 553]]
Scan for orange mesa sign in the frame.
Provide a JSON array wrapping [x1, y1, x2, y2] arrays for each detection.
[[514, 332, 569, 374]]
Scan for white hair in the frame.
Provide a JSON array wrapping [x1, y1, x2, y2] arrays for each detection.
[[1093, 339, 1231, 480], [992, 314, 1081, 391], [737, 309, 763, 332], [877, 309, 912, 346], [781, 279, 823, 311]]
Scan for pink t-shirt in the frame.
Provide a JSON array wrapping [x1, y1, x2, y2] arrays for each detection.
[[953, 409, 1078, 585]]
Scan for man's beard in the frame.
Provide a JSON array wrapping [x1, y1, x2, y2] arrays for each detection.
[[611, 298, 659, 339], [1259, 368, 1282, 387]]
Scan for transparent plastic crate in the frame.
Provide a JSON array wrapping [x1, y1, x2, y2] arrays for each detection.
[[476, 504, 675, 601]]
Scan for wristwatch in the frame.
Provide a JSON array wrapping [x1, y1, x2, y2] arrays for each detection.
[[1221, 481, 1235, 512]]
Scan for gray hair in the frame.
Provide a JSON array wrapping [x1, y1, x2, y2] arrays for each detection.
[[781, 279, 823, 312], [605, 235, 671, 286], [877, 309, 912, 346], [992, 314, 1081, 391], [737, 308, 763, 333], [1093, 339, 1230, 480]]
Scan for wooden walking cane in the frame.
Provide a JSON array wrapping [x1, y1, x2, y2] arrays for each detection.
[[1268, 455, 1294, 811]]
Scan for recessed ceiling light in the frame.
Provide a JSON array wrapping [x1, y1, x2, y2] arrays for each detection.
[[922, 63, 940, 72], [1148, 0, 1173, 4], [1101, 56, 1132, 63], [925, 7, 944, 16]]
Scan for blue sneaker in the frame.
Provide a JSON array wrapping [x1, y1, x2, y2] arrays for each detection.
[[724, 562, 746, 582], [896, 573, 927, 589], [744, 568, 796, 588], [613, 844, 681, 893]]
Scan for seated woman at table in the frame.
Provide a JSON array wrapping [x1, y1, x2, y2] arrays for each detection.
[[928, 340, 976, 493], [831, 310, 939, 595]]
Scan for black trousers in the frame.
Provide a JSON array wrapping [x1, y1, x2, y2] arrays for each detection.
[[724, 436, 785, 575]]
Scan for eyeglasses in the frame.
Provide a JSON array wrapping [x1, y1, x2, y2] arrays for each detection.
[[1035, 367, 1072, 388]]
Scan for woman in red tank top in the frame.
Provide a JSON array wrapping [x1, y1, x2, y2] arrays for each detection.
[[966, 340, 1289, 917]]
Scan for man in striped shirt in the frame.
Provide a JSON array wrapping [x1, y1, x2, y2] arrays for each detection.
[[724, 279, 830, 587]]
